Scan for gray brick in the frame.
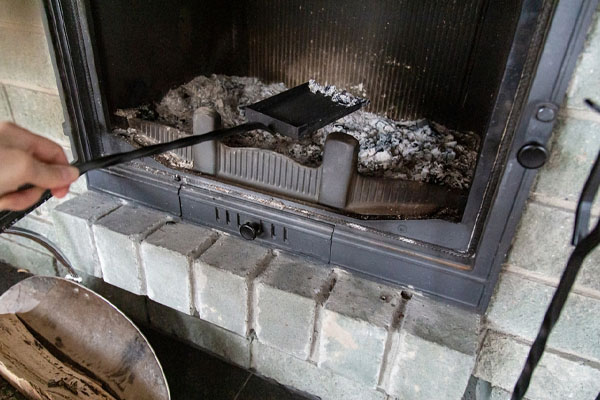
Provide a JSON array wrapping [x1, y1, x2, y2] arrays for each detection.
[[32, 193, 77, 221], [566, 8, 600, 110], [93, 205, 168, 295], [148, 300, 250, 368], [78, 272, 149, 325], [0, 237, 56, 276], [255, 253, 331, 359], [192, 235, 270, 335], [141, 222, 217, 314], [52, 192, 122, 277], [402, 296, 480, 355], [69, 175, 88, 195], [318, 269, 400, 387], [383, 296, 478, 400], [385, 330, 476, 400], [534, 118, 600, 203], [490, 387, 513, 400], [508, 202, 600, 292], [487, 272, 600, 363], [475, 331, 600, 400], [4, 86, 67, 145], [0, 27, 57, 90], [0, 85, 12, 121], [0, 0, 44, 29], [253, 342, 386, 400]]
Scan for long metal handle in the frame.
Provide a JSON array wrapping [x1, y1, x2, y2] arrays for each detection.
[[0, 122, 268, 233]]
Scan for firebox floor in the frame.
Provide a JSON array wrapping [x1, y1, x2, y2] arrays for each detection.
[[0, 262, 314, 400]]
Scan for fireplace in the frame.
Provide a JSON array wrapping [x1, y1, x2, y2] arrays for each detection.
[[42, 0, 596, 311]]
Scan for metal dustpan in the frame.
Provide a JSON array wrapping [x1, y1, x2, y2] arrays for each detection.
[[0, 274, 170, 400]]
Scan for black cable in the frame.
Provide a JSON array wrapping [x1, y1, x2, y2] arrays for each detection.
[[511, 218, 600, 399]]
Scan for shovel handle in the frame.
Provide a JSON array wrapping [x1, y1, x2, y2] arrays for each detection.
[[0, 122, 268, 232]]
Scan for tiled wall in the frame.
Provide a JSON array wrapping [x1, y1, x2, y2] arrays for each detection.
[[0, 0, 86, 273], [474, 6, 600, 399]]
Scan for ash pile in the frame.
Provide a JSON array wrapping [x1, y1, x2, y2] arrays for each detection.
[[118, 74, 480, 190]]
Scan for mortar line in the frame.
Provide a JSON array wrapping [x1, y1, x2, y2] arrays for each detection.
[[187, 232, 220, 315], [560, 107, 600, 123], [0, 21, 44, 34], [308, 269, 338, 362], [135, 217, 171, 295], [248, 333, 257, 371], [246, 251, 275, 337], [502, 264, 600, 301], [529, 192, 600, 217], [88, 203, 123, 277], [1, 84, 15, 122], [482, 327, 600, 370], [377, 292, 410, 388], [0, 79, 60, 96]]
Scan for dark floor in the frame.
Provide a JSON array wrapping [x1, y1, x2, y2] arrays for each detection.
[[0, 262, 313, 400]]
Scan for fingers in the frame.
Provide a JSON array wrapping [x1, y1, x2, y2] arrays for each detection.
[[0, 186, 45, 211], [0, 121, 69, 165], [51, 186, 70, 198], [0, 148, 79, 193]]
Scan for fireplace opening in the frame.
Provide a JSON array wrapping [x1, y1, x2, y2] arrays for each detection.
[[115, 75, 480, 219], [86, 0, 521, 220], [46, 0, 593, 310]]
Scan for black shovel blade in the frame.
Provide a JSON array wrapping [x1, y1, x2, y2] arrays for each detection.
[[244, 82, 367, 140]]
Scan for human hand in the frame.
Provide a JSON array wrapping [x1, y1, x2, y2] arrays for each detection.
[[0, 122, 79, 211]]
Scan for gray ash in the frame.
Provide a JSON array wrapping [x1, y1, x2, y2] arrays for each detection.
[[308, 79, 365, 107], [119, 74, 479, 190]]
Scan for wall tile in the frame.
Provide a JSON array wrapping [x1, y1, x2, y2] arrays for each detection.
[[0, 0, 44, 29], [508, 202, 600, 292], [0, 26, 57, 90], [534, 117, 600, 203], [4, 85, 67, 145], [566, 6, 600, 110], [487, 272, 600, 363]]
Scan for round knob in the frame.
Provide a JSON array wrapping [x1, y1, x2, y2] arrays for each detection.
[[517, 143, 549, 169], [240, 222, 262, 241]]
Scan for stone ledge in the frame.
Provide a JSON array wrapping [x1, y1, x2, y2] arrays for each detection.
[[50, 193, 482, 400], [252, 342, 387, 400], [93, 204, 170, 295], [148, 300, 251, 369], [192, 235, 272, 336], [141, 221, 217, 315], [254, 253, 333, 360], [318, 269, 402, 388], [382, 295, 479, 400], [52, 191, 122, 277]]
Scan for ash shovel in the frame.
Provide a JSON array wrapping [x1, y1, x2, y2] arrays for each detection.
[[0, 82, 366, 232], [0, 83, 366, 399]]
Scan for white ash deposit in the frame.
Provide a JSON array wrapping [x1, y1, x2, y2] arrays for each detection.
[[308, 79, 364, 107], [120, 74, 479, 189]]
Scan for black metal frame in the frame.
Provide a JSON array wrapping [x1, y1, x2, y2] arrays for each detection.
[[41, 0, 599, 312]]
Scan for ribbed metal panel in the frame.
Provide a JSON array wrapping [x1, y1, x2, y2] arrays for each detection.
[[218, 145, 321, 201], [246, 0, 487, 123], [128, 119, 193, 161], [347, 175, 466, 216]]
